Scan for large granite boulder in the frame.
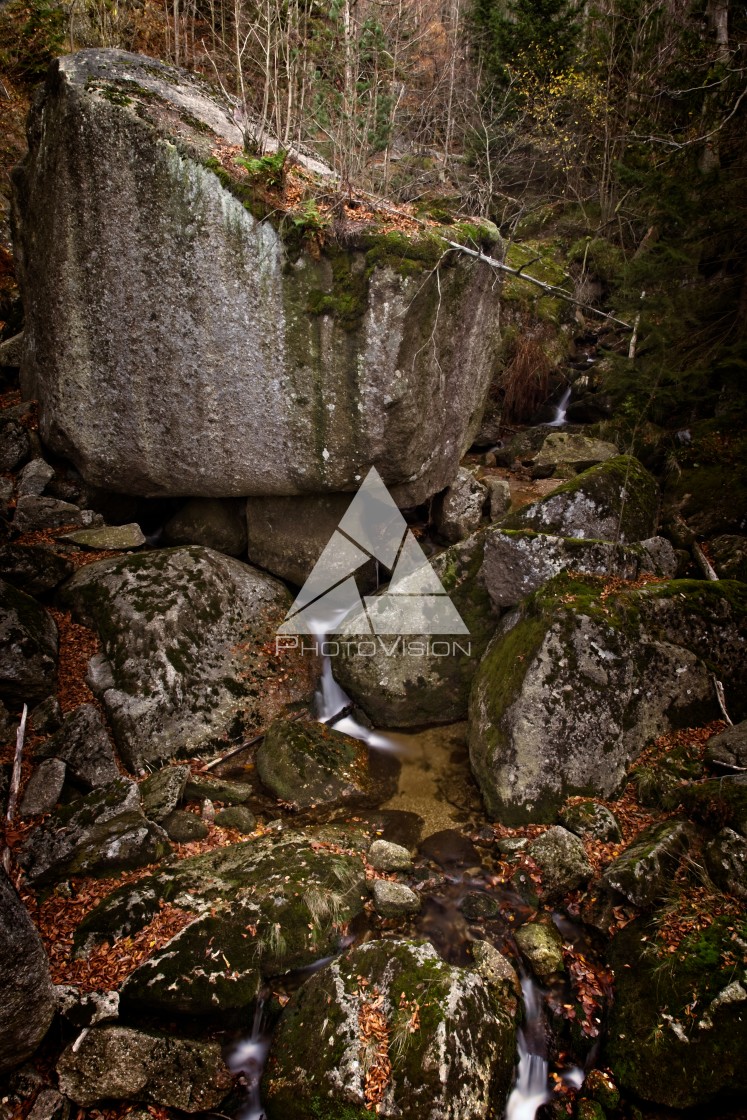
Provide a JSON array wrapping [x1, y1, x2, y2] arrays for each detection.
[[469, 574, 746, 823], [263, 939, 517, 1120], [59, 546, 300, 769], [163, 498, 246, 557], [13, 50, 501, 504], [0, 868, 56, 1074], [73, 829, 368, 1015]]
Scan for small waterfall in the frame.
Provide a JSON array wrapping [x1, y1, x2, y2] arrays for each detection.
[[547, 386, 571, 427], [228, 996, 271, 1120], [505, 976, 550, 1120]]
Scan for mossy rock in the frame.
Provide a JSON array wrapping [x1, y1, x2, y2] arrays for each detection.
[[469, 574, 745, 823], [605, 914, 747, 1107], [501, 455, 659, 543], [75, 829, 368, 1015], [263, 939, 517, 1120], [0, 577, 58, 705], [257, 719, 389, 809]]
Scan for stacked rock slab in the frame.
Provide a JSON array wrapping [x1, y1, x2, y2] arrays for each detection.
[[13, 49, 501, 505]]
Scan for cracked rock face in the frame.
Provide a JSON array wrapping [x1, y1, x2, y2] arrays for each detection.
[[13, 49, 500, 504]]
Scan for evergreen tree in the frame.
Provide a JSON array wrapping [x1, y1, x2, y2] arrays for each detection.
[[473, 0, 580, 82]]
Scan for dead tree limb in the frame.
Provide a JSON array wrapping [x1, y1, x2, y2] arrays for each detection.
[[443, 240, 634, 330]]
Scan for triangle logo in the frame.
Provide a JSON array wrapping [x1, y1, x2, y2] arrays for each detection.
[[276, 467, 469, 636]]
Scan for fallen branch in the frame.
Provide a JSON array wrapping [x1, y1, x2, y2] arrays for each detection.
[[692, 538, 719, 581], [2, 704, 27, 876], [444, 240, 634, 330], [713, 677, 733, 726]]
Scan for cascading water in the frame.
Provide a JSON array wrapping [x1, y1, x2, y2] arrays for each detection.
[[228, 996, 271, 1120], [547, 385, 572, 427], [505, 976, 551, 1120]]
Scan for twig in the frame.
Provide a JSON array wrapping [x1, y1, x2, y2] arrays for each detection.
[[444, 240, 634, 330], [6, 704, 27, 823], [713, 677, 733, 726], [692, 539, 719, 581]]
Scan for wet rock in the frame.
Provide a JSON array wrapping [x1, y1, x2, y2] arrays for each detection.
[[17, 459, 55, 498], [469, 573, 744, 824], [56, 1025, 233, 1111], [681, 774, 747, 832], [61, 523, 146, 550], [0, 867, 56, 1074], [484, 477, 511, 520], [367, 839, 413, 872], [481, 529, 676, 612], [0, 417, 30, 472], [60, 546, 294, 769], [0, 580, 58, 705], [264, 939, 517, 1120], [0, 545, 74, 597], [605, 913, 747, 1108], [583, 1068, 620, 1111], [527, 827, 593, 899], [559, 800, 621, 842], [139, 765, 189, 822], [35, 704, 119, 790], [16, 51, 500, 505], [460, 892, 500, 920], [13, 497, 102, 533], [372, 879, 421, 917], [501, 456, 659, 543], [576, 1101, 604, 1120], [419, 829, 480, 868], [214, 805, 256, 833], [705, 719, 747, 772], [602, 819, 691, 908], [515, 918, 565, 981], [29, 697, 62, 735], [435, 469, 487, 543], [162, 809, 209, 843], [470, 941, 520, 1010], [183, 773, 254, 804], [163, 499, 246, 557], [529, 432, 619, 475], [336, 530, 499, 726], [73, 830, 367, 1014], [257, 718, 383, 810], [19, 777, 171, 884], [26, 1088, 68, 1120], [20, 758, 67, 817], [705, 828, 747, 899], [55, 986, 119, 1028]]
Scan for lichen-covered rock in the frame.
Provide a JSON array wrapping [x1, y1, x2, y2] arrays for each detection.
[[529, 431, 619, 475], [34, 703, 119, 789], [19, 777, 171, 883], [0, 867, 56, 1074], [559, 799, 621, 842], [14, 50, 501, 505], [263, 939, 517, 1120], [56, 1025, 233, 1111], [0, 544, 74, 596], [60, 546, 300, 769], [214, 805, 256, 833], [20, 758, 67, 816], [162, 809, 209, 843], [481, 528, 675, 611], [470, 941, 520, 1013], [485, 477, 511, 520], [257, 718, 386, 809], [705, 828, 747, 899], [139, 765, 190, 822], [469, 574, 746, 823], [605, 914, 747, 1108], [705, 720, 747, 772], [515, 918, 565, 981], [368, 839, 413, 872], [336, 530, 499, 726], [0, 579, 58, 704], [602, 819, 692, 908], [61, 523, 146, 550], [527, 826, 593, 899], [13, 497, 102, 533], [435, 469, 486, 543], [372, 879, 421, 917], [163, 499, 246, 557], [73, 830, 367, 1014], [501, 456, 659, 542], [17, 459, 55, 498], [182, 772, 254, 804]]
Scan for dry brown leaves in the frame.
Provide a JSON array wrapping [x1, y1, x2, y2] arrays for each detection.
[[358, 990, 392, 1111], [48, 607, 101, 713]]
